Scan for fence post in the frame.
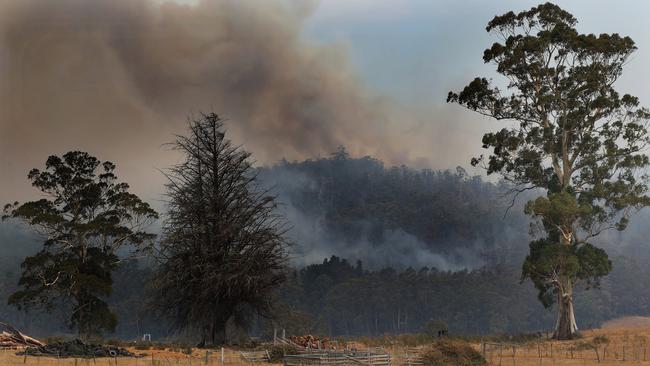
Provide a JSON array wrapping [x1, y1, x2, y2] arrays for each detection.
[[368, 348, 371, 366], [221, 347, 225, 364], [499, 345, 502, 366]]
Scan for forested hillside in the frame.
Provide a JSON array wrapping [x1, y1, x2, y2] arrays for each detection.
[[2, 152, 650, 339], [270, 255, 650, 337], [258, 149, 531, 269]]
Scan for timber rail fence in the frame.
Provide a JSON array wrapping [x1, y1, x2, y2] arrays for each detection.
[[283, 350, 391, 366], [273, 328, 390, 366]]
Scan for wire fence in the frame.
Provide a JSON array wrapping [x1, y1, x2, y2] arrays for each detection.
[[482, 339, 650, 365]]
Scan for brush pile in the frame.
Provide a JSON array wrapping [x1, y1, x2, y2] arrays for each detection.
[[0, 322, 43, 348], [289, 335, 336, 349], [420, 339, 486, 366], [19, 339, 138, 358]]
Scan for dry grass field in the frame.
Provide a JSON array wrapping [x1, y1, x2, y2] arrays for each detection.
[[6, 319, 650, 366], [480, 319, 650, 366]]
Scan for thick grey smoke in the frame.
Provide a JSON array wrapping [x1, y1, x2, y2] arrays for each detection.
[[0, 0, 491, 269], [285, 209, 482, 271], [261, 166, 520, 270], [0, 0, 484, 206]]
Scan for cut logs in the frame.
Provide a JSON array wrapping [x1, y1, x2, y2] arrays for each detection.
[[0, 322, 43, 348], [289, 335, 336, 349]]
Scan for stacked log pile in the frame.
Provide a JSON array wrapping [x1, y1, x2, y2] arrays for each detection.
[[289, 335, 336, 349], [0, 322, 43, 349]]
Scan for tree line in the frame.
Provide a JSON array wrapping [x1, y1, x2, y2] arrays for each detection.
[[2, 114, 289, 345], [6, 251, 650, 340], [3, 120, 650, 341], [3, 2, 650, 343]]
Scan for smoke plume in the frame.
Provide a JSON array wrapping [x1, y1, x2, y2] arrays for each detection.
[[0, 0, 485, 205]]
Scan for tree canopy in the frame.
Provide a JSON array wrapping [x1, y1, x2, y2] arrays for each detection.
[[3, 151, 158, 338], [151, 113, 289, 346], [448, 2, 650, 339]]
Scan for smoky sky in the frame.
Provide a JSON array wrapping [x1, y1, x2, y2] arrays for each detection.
[[0, 0, 488, 206], [2, 0, 650, 270]]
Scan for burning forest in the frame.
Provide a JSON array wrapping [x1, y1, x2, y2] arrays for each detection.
[[2, 1, 650, 366]]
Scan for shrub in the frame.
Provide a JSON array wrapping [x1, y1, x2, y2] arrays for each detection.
[[43, 336, 70, 345], [267, 345, 299, 362], [105, 339, 129, 347], [593, 335, 609, 345], [134, 341, 153, 350], [421, 339, 486, 366]]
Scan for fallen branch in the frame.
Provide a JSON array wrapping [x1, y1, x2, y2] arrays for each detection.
[[0, 322, 44, 348]]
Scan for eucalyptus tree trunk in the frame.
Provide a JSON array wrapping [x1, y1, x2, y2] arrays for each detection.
[[553, 275, 578, 339], [554, 231, 578, 340]]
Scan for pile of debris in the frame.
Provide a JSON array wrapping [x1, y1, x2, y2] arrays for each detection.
[[289, 335, 336, 349], [420, 339, 486, 366], [0, 322, 43, 349], [19, 339, 139, 358]]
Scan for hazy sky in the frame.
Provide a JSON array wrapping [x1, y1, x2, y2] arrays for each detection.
[[1, 0, 650, 206], [304, 0, 650, 104]]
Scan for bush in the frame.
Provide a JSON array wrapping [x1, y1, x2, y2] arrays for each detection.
[[424, 319, 448, 337], [593, 335, 609, 345], [106, 339, 137, 347], [421, 339, 486, 366], [267, 345, 299, 362], [356, 333, 436, 347], [43, 336, 70, 345], [480, 332, 545, 345], [134, 341, 153, 350]]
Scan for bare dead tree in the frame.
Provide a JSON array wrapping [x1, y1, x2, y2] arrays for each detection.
[[151, 113, 289, 346]]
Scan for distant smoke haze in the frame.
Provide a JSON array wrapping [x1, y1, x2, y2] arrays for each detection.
[[0, 0, 486, 207], [257, 162, 529, 270]]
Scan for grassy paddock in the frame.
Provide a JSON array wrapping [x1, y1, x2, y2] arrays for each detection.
[[7, 326, 650, 366], [352, 327, 650, 365]]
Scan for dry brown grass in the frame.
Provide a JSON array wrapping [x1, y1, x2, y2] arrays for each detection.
[[478, 326, 650, 366], [601, 316, 650, 329], [7, 325, 650, 366], [357, 326, 650, 366]]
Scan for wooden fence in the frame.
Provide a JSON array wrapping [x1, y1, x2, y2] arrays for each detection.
[[284, 350, 391, 366], [240, 350, 271, 363], [402, 347, 423, 366]]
